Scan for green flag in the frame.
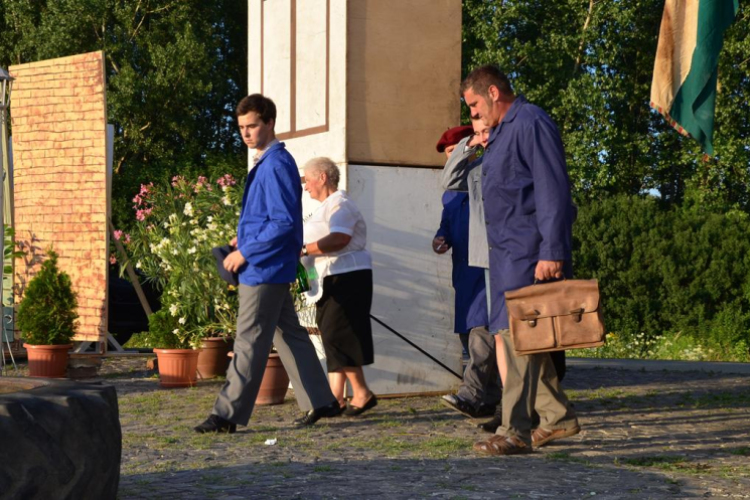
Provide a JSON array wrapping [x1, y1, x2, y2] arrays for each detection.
[[650, 0, 739, 155]]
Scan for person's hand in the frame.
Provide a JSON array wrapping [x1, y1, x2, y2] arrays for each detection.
[[432, 236, 449, 254], [229, 236, 237, 248], [223, 250, 246, 273], [535, 260, 563, 281]]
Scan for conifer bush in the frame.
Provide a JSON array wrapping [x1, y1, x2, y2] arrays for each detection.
[[17, 249, 79, 345], [573, 195, 750, 361]]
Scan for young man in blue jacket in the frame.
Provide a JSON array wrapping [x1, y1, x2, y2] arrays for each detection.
[[196, 95, 339, 433]]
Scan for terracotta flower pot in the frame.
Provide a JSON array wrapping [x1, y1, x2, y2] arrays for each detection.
[[197, 337, 234, 379], [23, 344, 72, 378], [257, 353, 290, 405], [154, 348, 201, 388]]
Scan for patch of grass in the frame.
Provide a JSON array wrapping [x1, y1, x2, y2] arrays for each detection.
[[714, 464, 750, 479], [313, 465, 333, 473], [624, 455, 684, 467], [730, 447, 750, 456], [189, 433, 223, 450], [692, 391, 750, 408], [624, 455, 713, 475], [375, 418, 405, 428], [545, 451, 590, 465], [419, 436, 469, 457]]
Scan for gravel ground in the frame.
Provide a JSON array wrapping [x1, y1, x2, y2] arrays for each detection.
[[7, 357, 750, 499]]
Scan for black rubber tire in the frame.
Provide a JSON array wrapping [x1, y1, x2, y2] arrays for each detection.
[[0, 378, 121, 500]]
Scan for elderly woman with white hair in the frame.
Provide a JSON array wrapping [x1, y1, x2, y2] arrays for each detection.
[[300, 157, 377, 416]]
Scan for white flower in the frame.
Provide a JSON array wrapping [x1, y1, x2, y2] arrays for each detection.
[[169, 304, 179, 316], [173, 329, 180, 335], [222, 196, 231, 206], [207, 216, 213, 222], [178, 317, 186, 325], [172, 249, 178, 255], [207, 222, 218, 231], [188, 247, 197, 254], [184, 203, 194, 216], [169, 213, 178, 221], [135, 261, 142, 269]]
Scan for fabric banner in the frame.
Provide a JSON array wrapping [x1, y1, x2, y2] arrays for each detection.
[[650, 0, 739, 155]]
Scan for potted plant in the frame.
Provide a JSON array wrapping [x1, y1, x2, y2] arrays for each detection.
[[17, 250, 78, 378], [126, 310, 202, 388], [118, 174, 243, 380], [197, 333, 233, 379], [255, 349, 290, 405]]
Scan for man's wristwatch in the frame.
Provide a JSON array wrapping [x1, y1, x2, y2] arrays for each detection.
[[301, 245, 308, 256]]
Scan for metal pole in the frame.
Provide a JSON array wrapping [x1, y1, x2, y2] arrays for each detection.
[[0, 97, 5, 373]]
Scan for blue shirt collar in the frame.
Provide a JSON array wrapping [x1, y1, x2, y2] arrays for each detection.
[[488, 94, 528, 143]]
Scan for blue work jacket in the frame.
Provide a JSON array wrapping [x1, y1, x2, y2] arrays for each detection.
[[435, 191, 488, 334], [481, 96, 576, 332], [237, 142, 303, 286]]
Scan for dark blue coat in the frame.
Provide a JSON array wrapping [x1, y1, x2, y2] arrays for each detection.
[[481, 96, 576, 332], [435, 191, 488, 334]]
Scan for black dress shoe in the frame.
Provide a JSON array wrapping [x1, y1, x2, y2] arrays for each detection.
[[441, 395, 491, 419], [194, 414, 237, 434], [293, 401, 343, 426], [343, 395, 378, 417]]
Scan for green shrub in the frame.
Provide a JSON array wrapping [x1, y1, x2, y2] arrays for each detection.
[[17, 249, 79, 345], [120, 173, 242, 348], [573, 194, 750, 361], [123, 310, 187, 349]]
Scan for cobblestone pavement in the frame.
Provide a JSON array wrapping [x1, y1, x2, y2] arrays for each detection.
[[10, 358, 750, 499]]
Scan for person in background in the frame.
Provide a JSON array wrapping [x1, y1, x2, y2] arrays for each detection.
[[301, 157, 377, 416], [195, 94, 340, 434], [433, 125, 499, 420], [462, 65, 580, 455]]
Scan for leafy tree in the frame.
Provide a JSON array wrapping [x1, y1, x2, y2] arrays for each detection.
[[0, 0, 249, 228], [462, 0, 749, 209]]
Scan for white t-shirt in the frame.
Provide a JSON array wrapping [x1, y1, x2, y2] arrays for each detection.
[[302, 190, 372, 302]]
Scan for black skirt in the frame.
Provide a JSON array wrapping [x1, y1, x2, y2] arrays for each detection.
[[315, 269, 374, 372]]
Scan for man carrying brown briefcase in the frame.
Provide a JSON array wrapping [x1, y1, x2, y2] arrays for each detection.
[[461, 65, 580, 456]]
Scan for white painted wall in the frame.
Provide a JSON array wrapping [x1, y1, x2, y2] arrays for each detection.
[[247, 0, 464, 395], [348, 164, 462, 394]]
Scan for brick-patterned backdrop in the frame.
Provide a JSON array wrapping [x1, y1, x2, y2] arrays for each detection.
[[10, 51, 109, 343]]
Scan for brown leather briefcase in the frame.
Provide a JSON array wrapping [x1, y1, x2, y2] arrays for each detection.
[[505, 279, 605, 355]]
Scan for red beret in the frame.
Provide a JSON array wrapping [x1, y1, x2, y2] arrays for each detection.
[[436, 125, 474, 153]]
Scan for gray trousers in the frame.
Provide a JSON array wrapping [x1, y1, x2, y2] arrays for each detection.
[[212, 283, 336, 425], [457, 326, 502, 408], [496, 329, 578, 446]]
